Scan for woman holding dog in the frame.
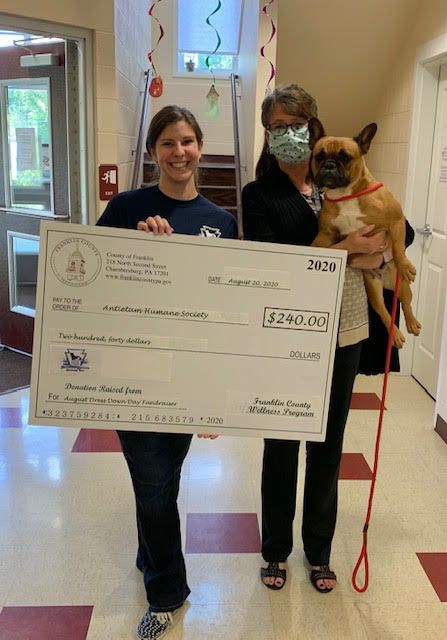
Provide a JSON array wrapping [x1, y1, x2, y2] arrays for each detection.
[[242, 84, 390, 593]]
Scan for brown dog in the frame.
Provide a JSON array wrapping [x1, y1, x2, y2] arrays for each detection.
[[308, 117, 421, 348]]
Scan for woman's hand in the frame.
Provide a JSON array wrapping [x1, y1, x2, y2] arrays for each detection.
[[197, 433, 219, 439], [137, 215, 173, 235], [333, 225, 387, 255]]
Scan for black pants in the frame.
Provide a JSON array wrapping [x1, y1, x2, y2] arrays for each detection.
[[261, 341, 362, 566], [118, 430, 193, 612]]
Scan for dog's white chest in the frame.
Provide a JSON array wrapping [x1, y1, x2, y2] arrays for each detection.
[[333, 200, 364, 236]]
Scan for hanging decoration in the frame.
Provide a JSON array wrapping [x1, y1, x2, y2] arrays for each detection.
[[147, 0, 165, 97], [260, 0, 277, 93], [206, 85, 220, 118], [205, 0, 222, 118]]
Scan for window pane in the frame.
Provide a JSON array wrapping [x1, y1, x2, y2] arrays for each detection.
[[179, 52, 234, 73], [6, 82, 53, 212], [178, 0, 242, 55], [8, 233, 39, 317]]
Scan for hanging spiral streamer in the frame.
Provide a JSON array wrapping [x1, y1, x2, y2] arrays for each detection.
[[205, 0, 222, 85], [260, 0, 277, 92], [147, 0, 165, 97], [205, 0, 222, 117]]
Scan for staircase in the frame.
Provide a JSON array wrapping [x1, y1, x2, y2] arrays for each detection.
[[142, 153, 238, 218]]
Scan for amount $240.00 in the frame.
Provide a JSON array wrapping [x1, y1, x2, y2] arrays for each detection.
[[263, 308, 329, 332]]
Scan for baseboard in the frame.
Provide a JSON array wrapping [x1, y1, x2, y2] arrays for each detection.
[[435, 414, 447, 445], [0, 345, 32, 357]]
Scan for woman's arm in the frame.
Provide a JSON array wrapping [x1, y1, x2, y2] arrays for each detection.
[[242, 183, 277, 242], [405, 219, 415, 247], [349, 219, 415, 269], [332, 225, 387, 256]]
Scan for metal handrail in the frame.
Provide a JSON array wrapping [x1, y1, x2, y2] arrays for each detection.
[[130, 69, 152, 190], [230, 73, 243, 239]]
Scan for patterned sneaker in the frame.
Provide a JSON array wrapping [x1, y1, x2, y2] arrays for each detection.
[[137, 608, 179, 640]]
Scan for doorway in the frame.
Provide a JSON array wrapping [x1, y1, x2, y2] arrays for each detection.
[[405, 36, 447, 399], [0, 20, 93, 356]]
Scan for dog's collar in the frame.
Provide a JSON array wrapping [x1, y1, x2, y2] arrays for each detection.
[[324, 182, 383, 202]]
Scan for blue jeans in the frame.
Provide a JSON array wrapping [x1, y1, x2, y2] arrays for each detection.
[[118, 430, 193, 612]]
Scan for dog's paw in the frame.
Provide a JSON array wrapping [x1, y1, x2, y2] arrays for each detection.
[[396, 259, 416, 283], [392, 327, 406, 348], [406, 318, 422, 336]]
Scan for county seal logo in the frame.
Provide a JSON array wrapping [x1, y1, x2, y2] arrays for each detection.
[[50, 237, 102, 287]]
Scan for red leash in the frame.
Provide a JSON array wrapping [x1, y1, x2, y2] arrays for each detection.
[[352, 271, 400, 592]]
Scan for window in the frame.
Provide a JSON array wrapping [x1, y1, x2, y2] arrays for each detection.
[[0, 78, 54, 213], [176, 0, 242, 75], [7, 231, 39, 317]]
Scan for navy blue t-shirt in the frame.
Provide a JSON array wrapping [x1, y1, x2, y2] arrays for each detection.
[[97, 184, 237, 239]]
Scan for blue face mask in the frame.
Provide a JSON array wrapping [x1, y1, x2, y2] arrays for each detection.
[[268, 126, 311, 165]]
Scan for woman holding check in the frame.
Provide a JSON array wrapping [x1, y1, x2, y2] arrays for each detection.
[[242, 84, 390, 593], [97, 104, 236, 640]]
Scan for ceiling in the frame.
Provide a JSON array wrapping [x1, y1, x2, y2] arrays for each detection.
[[275, 0, 421, 135]]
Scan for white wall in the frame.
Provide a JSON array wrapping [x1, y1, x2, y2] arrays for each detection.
[[238, 0, 278, 183], [275, 0, 420, 136], [0, 0, 115, 31], [145, 0, 278, 178], [113, 0, 151, 192], [147, 0, 234, 156], [94, 0, 150, 213]]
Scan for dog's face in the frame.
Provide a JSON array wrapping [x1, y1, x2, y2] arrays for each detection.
[[308, 118, 377, 190]]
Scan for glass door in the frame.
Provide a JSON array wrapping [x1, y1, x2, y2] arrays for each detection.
[[0, 27, 88, 354], [1, 78, 54, 213]]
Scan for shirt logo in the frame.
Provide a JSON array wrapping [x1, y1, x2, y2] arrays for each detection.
[[199, 225, 221, 238]]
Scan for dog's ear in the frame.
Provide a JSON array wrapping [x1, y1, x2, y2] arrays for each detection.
[[308, 117, 326, 150], [354, 123, 377, 154]]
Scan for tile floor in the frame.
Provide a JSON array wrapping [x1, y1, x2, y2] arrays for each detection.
[[0, 375, 446, 639]]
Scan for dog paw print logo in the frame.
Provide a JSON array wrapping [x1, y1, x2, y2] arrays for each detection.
[[199, 225, 221, 238], [51, 237, 102, 287], [61, 348, 89, 372]]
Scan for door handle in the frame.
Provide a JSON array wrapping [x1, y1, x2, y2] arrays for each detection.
[[416, 223, 433, 236]]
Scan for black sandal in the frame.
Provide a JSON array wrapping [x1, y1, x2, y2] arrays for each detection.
[[309, 564, 337, 593], [260, 562, 287, 590]]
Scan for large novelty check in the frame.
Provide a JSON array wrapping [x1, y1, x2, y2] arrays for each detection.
[[29, 221, 346, 440]]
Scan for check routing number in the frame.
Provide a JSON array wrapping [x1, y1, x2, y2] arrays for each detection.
[[29, 222, 346, 440]]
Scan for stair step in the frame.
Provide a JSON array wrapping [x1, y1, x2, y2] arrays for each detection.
[[199, 167, 236, 186], [198, 184, 236, 190], [200, 187, 236, 208]]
